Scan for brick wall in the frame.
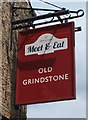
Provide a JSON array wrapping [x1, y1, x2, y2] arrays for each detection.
[[1, 2, 32, 119], [0, 1, 2, 119]]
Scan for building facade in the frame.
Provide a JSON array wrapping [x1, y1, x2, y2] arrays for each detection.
[[0, 1, 33, 119]]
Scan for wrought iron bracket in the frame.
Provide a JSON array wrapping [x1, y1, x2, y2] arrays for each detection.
[[10, 6, 84, 50], [11, 7, 84, 30]]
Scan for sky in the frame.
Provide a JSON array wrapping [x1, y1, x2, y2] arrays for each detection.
[[27, 0, 86, 118]]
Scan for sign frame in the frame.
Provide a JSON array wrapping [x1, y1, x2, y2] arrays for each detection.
[[16, 22, 76, 105]]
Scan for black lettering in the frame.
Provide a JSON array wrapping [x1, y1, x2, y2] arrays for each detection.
[[53, 42, 57, 49], [37, 45, 43, 51], [27, 46, 37, 53], [53, 41, 64, 49], [45, 43, 51, 50], [27, 45, 43, 53], [57, 43, 62, 48], [62, 41, 64, 47]]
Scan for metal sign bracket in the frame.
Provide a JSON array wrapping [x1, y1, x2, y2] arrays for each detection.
[[11, 7, 84, 30], [10, 5, 84, 50]]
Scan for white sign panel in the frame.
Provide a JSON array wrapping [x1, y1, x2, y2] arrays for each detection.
[[25, 33, 68, 56]]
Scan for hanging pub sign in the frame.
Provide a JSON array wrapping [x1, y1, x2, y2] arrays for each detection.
[[16, 22, 76, 105]]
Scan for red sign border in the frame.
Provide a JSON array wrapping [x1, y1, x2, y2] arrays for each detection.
[[15, 22, 76, 105]]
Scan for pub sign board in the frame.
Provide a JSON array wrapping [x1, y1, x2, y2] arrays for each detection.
[[16, 22, 76, 105]]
